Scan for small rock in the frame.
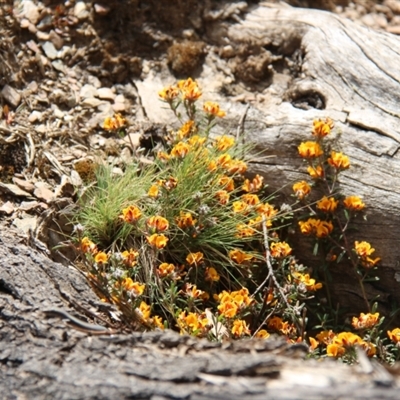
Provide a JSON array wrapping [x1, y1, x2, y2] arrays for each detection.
[[54, 175, 75, 198], [34, 185, 54, 203], [97, 87, 116, 100], [13, 215, 38, 233], [80, 84, 98, 99], [82, 97, 104, 108], [49, 30, 64, 50], [52, 60, 66, 73], [94, 3, 111, 15], [122, 133, 141, 148], [112, 167, 124, 176], [70, 170, 83, 187], [36, 31, 50, 41], [0, 182, 31, 197], [13, 177, 35, 193], [385, 0, 400, 14], [1, 85, 21, 108], [42, 41, 58, 60], [74, 1, 89, 19], [0, 201, 15, 215], [112, 102, 126, 112], [387, 25, 400, 34], [52, 105, 65, 119], [97, 102, 113, 114], [19, 201, 41, 211], [20, 0, 40, 24], [28, 110, 43, 123]]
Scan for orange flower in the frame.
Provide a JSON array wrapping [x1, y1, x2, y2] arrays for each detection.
[[186, 251, 204, 266], [80, 237, 97, 254], [121, 249, 139, 267], [177, 120, 196, 139], [292, 181, 311, 199], [316, 196, 339, 213], [158, 263, 175, 277], [184, 284, 207, 300], [137, 301, 151, 320], [307, 165, 324, 179], [315, 220, 334, 238], [229, 249, 253, 265], [387, 328, 400, 344], [312, 118, 334, 138], [241, 194, 260, 205], [158, 85, 179, 102], [94, 251, 108, 264], [327, 343, 346, 357], [188, 135, 206, 147], [177, 78, 202, 101], [352, 312, 379, 330], [176, 211, 197, 229], [214, 135, 235, 151], [226, 159, 247, 175], [316, 330, 335, 345], [309, 337, 319, 350], [205, 267, 220, 282], [161, 177, 178, 190], [292, 272, 323, 291], [203, 101, 226, 118], [208, 160, 217, 172], [147, 215, 169, 232], [299, 218, 333, 238], [236, 224, 255, 238], [242, 174, 263, 192], [255, 330, 270, 339], [232, 200, 249, 214], [298, 141, 323, 158], [215, 190, 230, 205], [171, 141, 190, 158], [328, 151, 350, 170], [216, 153, 232, 169], [298, 218, 317, 235], [256, 202, 278, 219], [146, 233, 169, 249], [354, 241, 375, 258], [343, 196, 365, 211], [157, 151, 170, 161], [120, 205, 142, 223], [270, 242, 292, 258], [120, 278, 145, 296], [218, 176, 235, 191], [268, 316, 284, 331], [231, 320, 251, 337]]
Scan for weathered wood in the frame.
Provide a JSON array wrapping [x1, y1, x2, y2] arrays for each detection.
[[1, 225, 399, 399]]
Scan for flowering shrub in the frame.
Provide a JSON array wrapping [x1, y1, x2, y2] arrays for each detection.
[[73, 79, 400, 365]]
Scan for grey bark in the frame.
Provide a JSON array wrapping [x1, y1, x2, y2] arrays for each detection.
[[1, 226, 399, 399]]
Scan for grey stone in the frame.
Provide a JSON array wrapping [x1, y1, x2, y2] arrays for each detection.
[[80, 84, 98, 99], [97, 87, 116, 100], [49, 30, 64, 50], [42, 41, 58, 60], [1, 85, 21, 108], [28, 110, 43, 123]]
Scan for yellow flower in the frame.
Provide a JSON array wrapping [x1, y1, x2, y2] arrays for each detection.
[[328, 151, 350, 170], [352, 312, 380, 330], [309, 337, 319, 350], [157, 151, 170, 162], [137, 301, 151, 320], [94, 251, 108, 264], [292, 272, 323, 291], [120, 205, 142, 224], [188, 135, 206, 147], [218, 301, 238, 318], [316, 196, 339, 213], [146, 233, 169, 249], [158, 263, 175, 278], [161, 177, 178, 190], [307, 165, 324, 179], [147, 215, 169, 232], [312, 118, 334, 138], [354, 241, 375, 257], [218, 176, 235, 191], [148, 185, 159, 198], [267, 316, 284, 331], [176, 211, 197, 229], [231, 320, 251, 337], [171, 141, 191, 158], [121, 278, 145, 296], [226, 159, 247, 175], [215, 190, 230, 205], [270, 242, 292, 258], [216, 153, 232, 169], [205, 267, 220, 282], [298, 218, 317, 235], [158, 85, 179, 102], [152, 315, 164, 330], [184, 284, 207, 300], [334, 332, 364, 347], [103, 113, 127, 131], [208, 160, 217, 172], [121, 249, 139, 267], [232, 200, 249, 214], [242, 174, 263, 193], [177, 120, 196, 139], [256, 202, 278, 219], [236, 224, 255, 238], [177, 78, 202, 101], [292, 181, 311, 199], [298, 141, 323, 158], [387, 328, 400, 343], [80, 237, 97, 254], [316, 330, 335, 345], [327, 343, 346, 357], [186, 252, 204, 266], [343, 196, 365, 211], [214, 135, 235, 151], [203, 101, 226, 117], [229, 249, 253, 265], [255, 329, 270, 339]]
